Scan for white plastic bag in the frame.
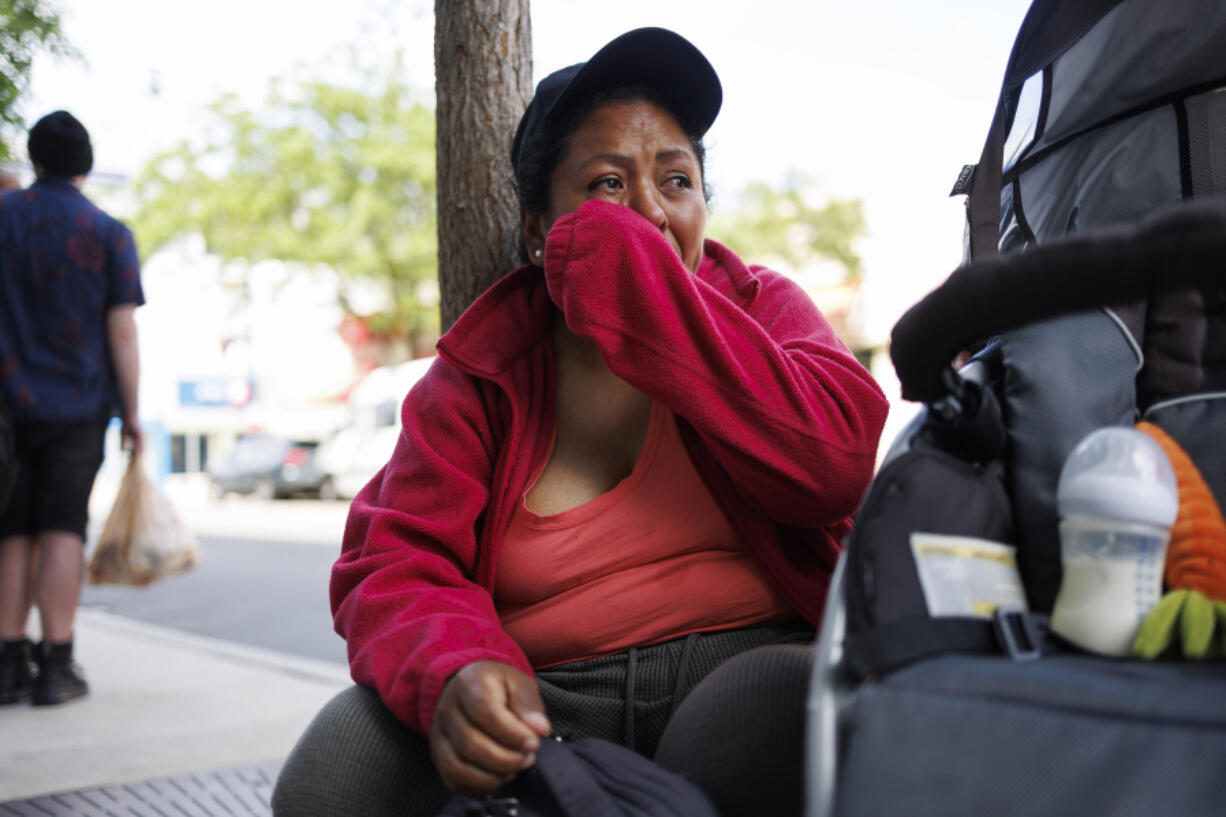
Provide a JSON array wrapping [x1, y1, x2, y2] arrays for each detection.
[[88, 451, 199, 586]]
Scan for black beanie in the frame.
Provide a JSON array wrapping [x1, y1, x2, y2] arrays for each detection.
[[27, 110, 93, 177]]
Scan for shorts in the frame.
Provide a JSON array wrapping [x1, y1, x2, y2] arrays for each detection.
[[0, 417, 108, 540]]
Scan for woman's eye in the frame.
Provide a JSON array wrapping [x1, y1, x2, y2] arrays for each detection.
[[589, 177, 622, 193], [664, 174, 692, 189]]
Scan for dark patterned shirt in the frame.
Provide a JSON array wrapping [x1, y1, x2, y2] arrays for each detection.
[[0, 178, 145, 422]]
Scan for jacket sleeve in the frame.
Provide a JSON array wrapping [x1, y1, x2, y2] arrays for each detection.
[[543, 199, 888, 528], [330, 360, 532, 735]]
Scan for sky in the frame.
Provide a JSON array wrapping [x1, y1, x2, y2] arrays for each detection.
[[20, 0, 1033, 356]]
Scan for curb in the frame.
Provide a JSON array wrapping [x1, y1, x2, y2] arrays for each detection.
[[76, 608, 352, 686]]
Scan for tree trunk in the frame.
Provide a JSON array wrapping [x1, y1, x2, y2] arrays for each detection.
[[435, 0, 533, 331]]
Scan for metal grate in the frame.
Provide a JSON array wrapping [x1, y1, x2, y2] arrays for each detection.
[[0, 760, 283, 817]]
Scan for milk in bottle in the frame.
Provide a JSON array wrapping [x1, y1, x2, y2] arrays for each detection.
[[1049, 426, 1177, 656]]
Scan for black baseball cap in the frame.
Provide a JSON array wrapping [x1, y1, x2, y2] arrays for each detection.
[[511, 27, 722, 174]]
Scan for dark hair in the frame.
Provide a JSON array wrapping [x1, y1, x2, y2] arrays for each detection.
[[513, 84, 711, 217], [28, 110, 93, 178]]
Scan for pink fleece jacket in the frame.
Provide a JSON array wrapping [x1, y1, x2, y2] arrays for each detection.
[[331, 200, 888, 735]]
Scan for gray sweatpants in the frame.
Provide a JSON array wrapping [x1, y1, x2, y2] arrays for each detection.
[[272, 624, 815, 817]]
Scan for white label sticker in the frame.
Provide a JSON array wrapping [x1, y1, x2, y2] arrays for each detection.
[[909, 533, 1028, 618]]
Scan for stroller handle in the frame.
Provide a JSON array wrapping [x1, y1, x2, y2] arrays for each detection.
[[890, 199, 1226, 405]]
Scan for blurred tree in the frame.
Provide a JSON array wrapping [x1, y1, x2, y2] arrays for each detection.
[[130, 60, 439, 356], [708, 171, 866, 281], [434, 0, 532, 330], [0, 0, 77, 160]]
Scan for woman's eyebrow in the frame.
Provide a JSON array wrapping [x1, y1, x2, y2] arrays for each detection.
[[575, 148, 695, 171], [656, 148, 693, 163], [577, 153, 633, 170]]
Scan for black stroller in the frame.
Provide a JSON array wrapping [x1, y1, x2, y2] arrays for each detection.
[[806, 1, 1226, 814]]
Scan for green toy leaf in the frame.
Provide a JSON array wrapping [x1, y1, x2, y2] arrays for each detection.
[[1180, 590, 1216, 659], [1133, 589, 1189, 659]]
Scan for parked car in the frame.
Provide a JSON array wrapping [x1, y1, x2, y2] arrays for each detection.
[[207, 434, 326, 500], [315, 356, 435, 501]]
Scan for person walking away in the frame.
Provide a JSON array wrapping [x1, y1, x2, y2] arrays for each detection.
[[0, 110, 145, 706]]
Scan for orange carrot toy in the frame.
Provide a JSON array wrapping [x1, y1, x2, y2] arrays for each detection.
[[1132, 422, 1226, 660], [1135, 422, 1226, 601]]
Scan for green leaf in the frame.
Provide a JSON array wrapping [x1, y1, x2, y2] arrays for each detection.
[[128, 55, 439, 346], [0, 0, 81, 160]]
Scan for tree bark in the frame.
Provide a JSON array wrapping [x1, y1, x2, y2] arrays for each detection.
[[435, 0, 533, 331]]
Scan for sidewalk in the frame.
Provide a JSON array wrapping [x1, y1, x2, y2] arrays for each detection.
[[0, 475, 354, 812], [0, 608, 351, 811]]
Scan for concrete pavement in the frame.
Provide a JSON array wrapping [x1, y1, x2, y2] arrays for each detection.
[[0, 609, 351, 804], [0, 485, 355, 810]]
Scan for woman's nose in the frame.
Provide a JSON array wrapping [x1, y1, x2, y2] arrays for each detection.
[[629, 186, 668, 232]]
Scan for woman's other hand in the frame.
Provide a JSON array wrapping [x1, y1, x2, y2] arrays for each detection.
[[430, 660, 552, 796]]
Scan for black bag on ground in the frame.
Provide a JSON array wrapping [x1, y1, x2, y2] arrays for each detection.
[[437, 735, 718, 817]]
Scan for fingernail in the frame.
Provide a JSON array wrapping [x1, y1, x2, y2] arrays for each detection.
[[521, 752, 536, 769], [524, 711, 550, 732]]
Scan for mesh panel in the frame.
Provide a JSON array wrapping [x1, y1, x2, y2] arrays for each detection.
[[1185, 87, 1226, 197]]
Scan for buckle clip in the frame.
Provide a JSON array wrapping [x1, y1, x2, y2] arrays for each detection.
[[460, 797, 520, 817], [992, 608, 1045, 661]]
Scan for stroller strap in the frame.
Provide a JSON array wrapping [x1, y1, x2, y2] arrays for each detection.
[[844, 610, 1054, 680]]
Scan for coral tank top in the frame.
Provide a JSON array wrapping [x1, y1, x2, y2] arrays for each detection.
[[494, 400, 796, 668]]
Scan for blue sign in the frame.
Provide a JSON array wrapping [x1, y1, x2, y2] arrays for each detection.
[[178, 377, 254, 407]]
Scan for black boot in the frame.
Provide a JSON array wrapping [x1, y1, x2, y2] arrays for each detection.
[[0, 638, 35, 705], [33, 639, 88, 706]]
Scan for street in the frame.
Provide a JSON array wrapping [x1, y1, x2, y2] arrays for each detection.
[[81, 494, 351, 666]]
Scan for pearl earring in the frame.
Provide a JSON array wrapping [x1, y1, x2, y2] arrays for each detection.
[[533, 249, 543, 259]]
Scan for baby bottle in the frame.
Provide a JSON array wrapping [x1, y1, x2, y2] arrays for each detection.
[[1049, 426, 1177, 656]]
